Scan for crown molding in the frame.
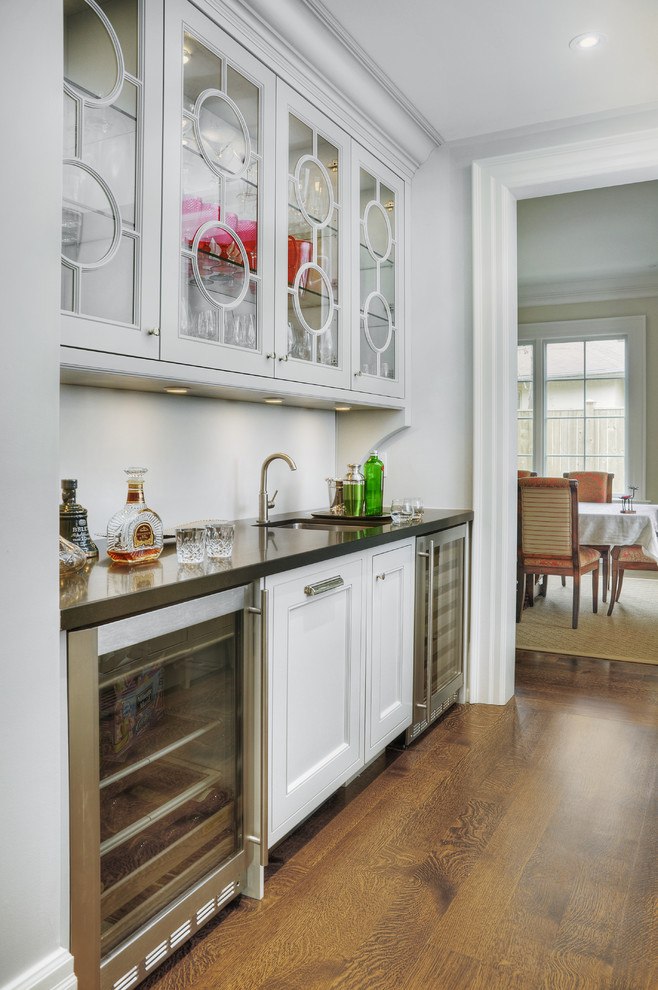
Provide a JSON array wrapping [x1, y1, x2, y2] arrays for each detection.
[[518, 270, 658, 307], [299, 0, 444, 149], [200, 0, 440, 175]]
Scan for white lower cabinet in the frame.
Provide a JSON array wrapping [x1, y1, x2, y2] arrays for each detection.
[[266, 538, 414, 847]]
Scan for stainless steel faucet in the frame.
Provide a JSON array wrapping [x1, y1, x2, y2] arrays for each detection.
[[257, 452, 297, 524]]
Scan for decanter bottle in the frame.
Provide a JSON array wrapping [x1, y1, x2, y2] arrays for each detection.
[[106, 467, 163, 564], [59, 478, 98, 558], [343, 463, 365, 517], [363, 451, 384, 516]]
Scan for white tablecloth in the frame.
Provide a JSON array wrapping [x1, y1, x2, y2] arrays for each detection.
[[578, 502, 658, 563]]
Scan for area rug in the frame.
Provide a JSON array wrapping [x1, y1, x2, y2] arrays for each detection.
[[515, 576, 658, 664]]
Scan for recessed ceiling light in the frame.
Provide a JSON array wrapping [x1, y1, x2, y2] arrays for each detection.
[[569, 32, 606, 51], [164, 387, 189, 394], [264, 397, 283, 404]]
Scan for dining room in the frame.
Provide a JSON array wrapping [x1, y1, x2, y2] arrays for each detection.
[[514, 181, 658, 664]]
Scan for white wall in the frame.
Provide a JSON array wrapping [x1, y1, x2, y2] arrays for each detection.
[[60, 386, 335, 531], [0, 3, 76, 990], [337, 144, 474, 510]]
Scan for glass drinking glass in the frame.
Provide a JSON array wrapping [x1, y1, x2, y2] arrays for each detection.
[[176, 526, 206, 564], [206, 521, 235, 559], [390, 498, 413, 524], [409, 497, 424, 520]]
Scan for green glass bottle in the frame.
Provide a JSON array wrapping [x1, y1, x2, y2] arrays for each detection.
[[364, 451, 384, 516]]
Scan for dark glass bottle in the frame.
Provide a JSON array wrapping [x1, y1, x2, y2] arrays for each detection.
[[363, 451, 384, 516], [59, 479, 98, 558]]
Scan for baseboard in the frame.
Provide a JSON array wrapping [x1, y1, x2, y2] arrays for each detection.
[[2, 949, 76, 990]]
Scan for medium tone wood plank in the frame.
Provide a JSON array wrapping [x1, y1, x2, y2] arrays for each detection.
[[141, 653, 657, 990]]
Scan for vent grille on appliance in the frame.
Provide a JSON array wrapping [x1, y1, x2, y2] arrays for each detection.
[[145, 940, 168, 972], [113, 966, 139, 990], [112, 881, 240, 990], [197, 897, 216, 926], [170, 920, 192, 948]]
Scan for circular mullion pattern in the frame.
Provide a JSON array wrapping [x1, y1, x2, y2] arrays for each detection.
[[193, 89, 252, 182], [363, 291, 393, 354], [63, 0, 125, 109], [294, 154, 334, 230], [191, 221, 250, 310], [363, 200, 393, 263], [61, 158, 123, 271], [293, 263, 335, 337]]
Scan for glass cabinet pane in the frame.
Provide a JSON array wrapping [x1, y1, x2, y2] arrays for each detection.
[[285, 114, 341, 368], [178, 28, 261, 353], [358, 165, 399, 383], [62, 0, 141, 327]]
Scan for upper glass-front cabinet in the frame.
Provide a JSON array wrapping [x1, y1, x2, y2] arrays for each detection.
[[61, 0, 162, 357], [352, 146, 405, 398], [275, 85, 351, 390], [160, 0, 275, 375]]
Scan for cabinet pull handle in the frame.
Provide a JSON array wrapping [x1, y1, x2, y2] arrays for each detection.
[[304, 576, 344, 596], [247, 589, 268, 867], [425, 541, 435, 724]]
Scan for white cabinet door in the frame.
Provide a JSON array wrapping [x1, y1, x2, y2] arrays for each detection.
[[61, 0, 162, 358], [160, 0, 276, 375], [365, 540, 413, 761], [351, 143, 406, 399], [274, 83, 351, 389], [267, 556, 363, 846]]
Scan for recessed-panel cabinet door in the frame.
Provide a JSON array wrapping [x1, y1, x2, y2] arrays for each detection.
[[160, 0, 275, 374], [352, 144, 405, 398], [274, 84, 351, 389], [267, 556, 364, 846], [365, 541, 413, 761], [61, 0, 162, 358]]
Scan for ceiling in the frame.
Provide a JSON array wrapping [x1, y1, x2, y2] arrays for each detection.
[[312, 0, 658, 143]]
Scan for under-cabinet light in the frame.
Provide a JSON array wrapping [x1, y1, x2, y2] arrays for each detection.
[[164, 387, 189, 394], [569, 32, 606, 51], [264, 397, 283, 404], [335, 406, 351, 412]]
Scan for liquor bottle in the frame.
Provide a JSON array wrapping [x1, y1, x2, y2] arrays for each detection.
[[106, 467, 164, 564], [363, 451, 384, 516], [59, 478, 98, 558], [343, 463, 365, 517]]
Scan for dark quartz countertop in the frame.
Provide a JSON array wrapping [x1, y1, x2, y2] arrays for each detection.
[[60, 507, 473, 631]]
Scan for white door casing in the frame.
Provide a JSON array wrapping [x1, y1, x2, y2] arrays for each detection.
[[471, 127, 658, 705]]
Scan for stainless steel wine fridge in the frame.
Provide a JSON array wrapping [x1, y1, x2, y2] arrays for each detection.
[[67, 584, 266, 990], [406, 525, 469, 744]]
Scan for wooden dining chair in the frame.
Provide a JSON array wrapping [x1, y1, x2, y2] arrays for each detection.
[[517, 477, 600, 629], [607, 545, 658, 615], [562, 471, 614, 601], [518, 470, 537, 478]]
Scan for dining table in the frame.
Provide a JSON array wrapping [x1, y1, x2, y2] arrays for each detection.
[[578, 502, 658, 563]]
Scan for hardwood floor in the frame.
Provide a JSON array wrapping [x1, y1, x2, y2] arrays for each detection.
[[142, 652, 657, 990]]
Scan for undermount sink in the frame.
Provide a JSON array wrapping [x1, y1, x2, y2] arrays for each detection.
[[260, 517, 374, 531]]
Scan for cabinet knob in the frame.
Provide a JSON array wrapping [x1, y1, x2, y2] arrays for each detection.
[[279, 354, 289, 361], [266, 352, 276, 360], [147, 327, 161, 337], [354, 370, 363, 377], [376, 573, 386, 580]]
